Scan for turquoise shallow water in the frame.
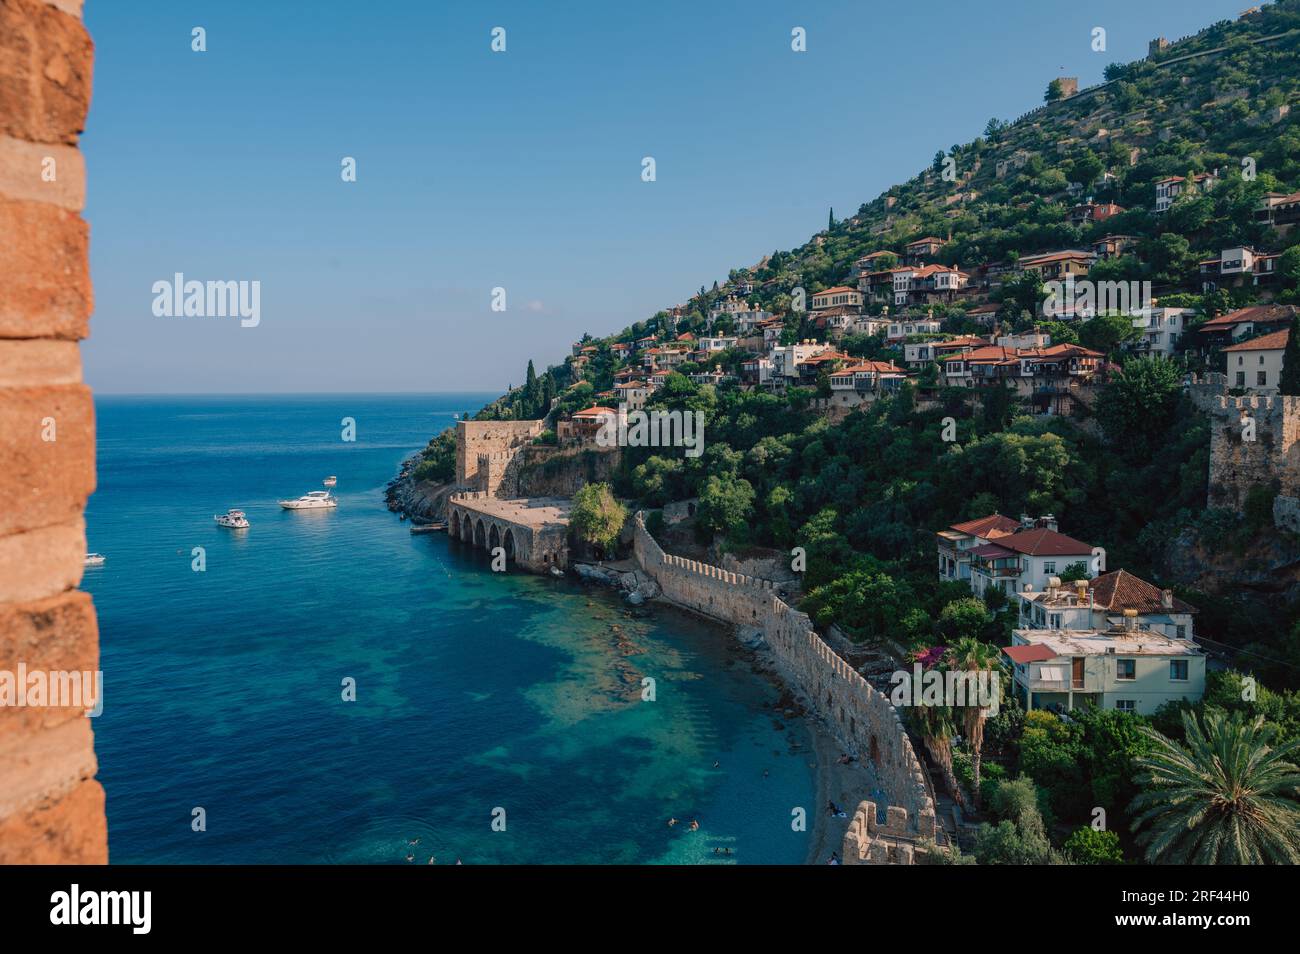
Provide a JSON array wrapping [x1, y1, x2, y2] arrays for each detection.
[[84, 395, 816, 864]]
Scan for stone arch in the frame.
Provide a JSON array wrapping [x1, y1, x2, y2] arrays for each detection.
[[473, 518, 486, 547], [489, 523, 501, 551], [503, 528, 517, 561], [449, 510, 460, 539]]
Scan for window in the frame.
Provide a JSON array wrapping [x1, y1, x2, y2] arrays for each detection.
[[1236, 372, 1245, 386], [1044, 561, 1057, 574], [1176, 625, 1186, 639], [1259, 355, 1265, 365], [1115, 700, 1136, 712], [1237, 355, 1244, 366], [1169, 659, 1189, 682], [1258, 371, 1267, 386], [1116, 658, 1136, 681], [1049, 613, 1061, 629]]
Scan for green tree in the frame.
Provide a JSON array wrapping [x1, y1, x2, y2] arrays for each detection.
[[1045, 79, 1065, 103], [697, 474, 755, 542], [1064, 827, 1124, 864], [948, 636, 1003, 802], [570, 482, 627, 558], [1095, 356, 1183, 454], [1280, 312, 1300, 396], [1130, 709, 1300, 864]]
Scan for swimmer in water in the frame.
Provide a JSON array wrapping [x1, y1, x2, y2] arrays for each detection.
[[689, 820, 699, 831], [668, 817, 678, 827]]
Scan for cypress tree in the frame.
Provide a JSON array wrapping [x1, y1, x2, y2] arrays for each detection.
[[1280, 313, 1300, 395]]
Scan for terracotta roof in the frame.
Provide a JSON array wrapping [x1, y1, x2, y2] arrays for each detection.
[[1019, 250, 1095, 266], [969, 542, 1016, 559], [1197, 304, 1296, 331], [815, 286, 859, 296], [999, 527, 1094, 557], [1222, 328, 1289, 352], [1003, 644, 1058, 664], [572, 405, 616, 419], [949, 514, 1022, 539], [1088, 569, 1196, 615], [907, 236, 943, 246], [836, 360, 906, 375]]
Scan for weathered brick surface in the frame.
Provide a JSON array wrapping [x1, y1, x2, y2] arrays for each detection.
[[0, 134, 85, 210], [0, 590, 99, 737], [0, 384, 94, 537], [0, 0, 94, 145], [0, 197, 91, 339], [0, 0, 104, 865], [0, 518, 85, 604], [0, 338, 82, 386], [0, 775, 106, 864]]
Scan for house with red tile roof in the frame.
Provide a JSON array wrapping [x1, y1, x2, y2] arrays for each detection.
[[826, 360, 909, 409], [1016, 570, 1197, 641], [965, 519, 1105, 600], [935, 513, 1024, 582], [1195, 304, 1295, 348]]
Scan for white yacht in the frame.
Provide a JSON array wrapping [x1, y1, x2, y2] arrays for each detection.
[[83, 553, 106, 567], [214, 509, 250, 529], [322, 475, 337, 488], [279, 490, 338, 511]]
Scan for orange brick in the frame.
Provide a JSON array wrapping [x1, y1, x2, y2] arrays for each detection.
[[0, 590, 99, 737], [0, 197, 91, 339], [0, 384, 94, 536], [0, 0, 94, 146], [0, 776, 106, 864], [0, 518, 84, 603]]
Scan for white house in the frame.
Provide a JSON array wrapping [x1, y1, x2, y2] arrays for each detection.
[[1016, 570, 1197, 641], [1004, 614, 1206, 715], [1223, 328, 1288, 393], [1129, 307, 1193, 357], [968, 523, 1104, 599], [936, 513, 1023, 582], [812, 286, 864, 311]]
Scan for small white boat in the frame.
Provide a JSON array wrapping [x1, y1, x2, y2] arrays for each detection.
[[214, 509, 250, 529], [83, 553, 106, 567], [322, 476, 337, 488], [279, 490, 338, 511]]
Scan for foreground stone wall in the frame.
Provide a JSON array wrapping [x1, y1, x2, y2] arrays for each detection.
[[0, 0, 106, 862], [632, 514, 936, 855]]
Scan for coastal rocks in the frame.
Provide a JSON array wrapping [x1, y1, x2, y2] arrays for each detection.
[[572, 562, 661, 604], [384, 457, 454, 524]]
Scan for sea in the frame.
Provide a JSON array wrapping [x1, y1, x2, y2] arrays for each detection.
[[83, 394, 817, 864]]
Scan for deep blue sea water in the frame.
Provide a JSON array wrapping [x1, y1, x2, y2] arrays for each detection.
[[84, 395, 816, 864]]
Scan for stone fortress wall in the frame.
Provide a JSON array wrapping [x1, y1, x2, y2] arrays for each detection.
[[454, 420, 543, 496], [631, 513, 937, 863], [0, 0, 106, 862]]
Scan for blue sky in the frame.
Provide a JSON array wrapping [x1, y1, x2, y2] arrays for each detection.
[[82, 0, 1246, 393]]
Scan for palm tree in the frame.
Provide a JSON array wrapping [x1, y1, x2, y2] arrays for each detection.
[[948, 637, 1003, 805], [1130, 709, 1300, 864], [910, 699, 964, 809]]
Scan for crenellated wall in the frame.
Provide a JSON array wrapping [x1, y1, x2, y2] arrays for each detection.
[[631, 513, 936, 861], [0, 0, 106, 863], [455, 420, 543, 496], [1205, 394, 1300, 511]]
